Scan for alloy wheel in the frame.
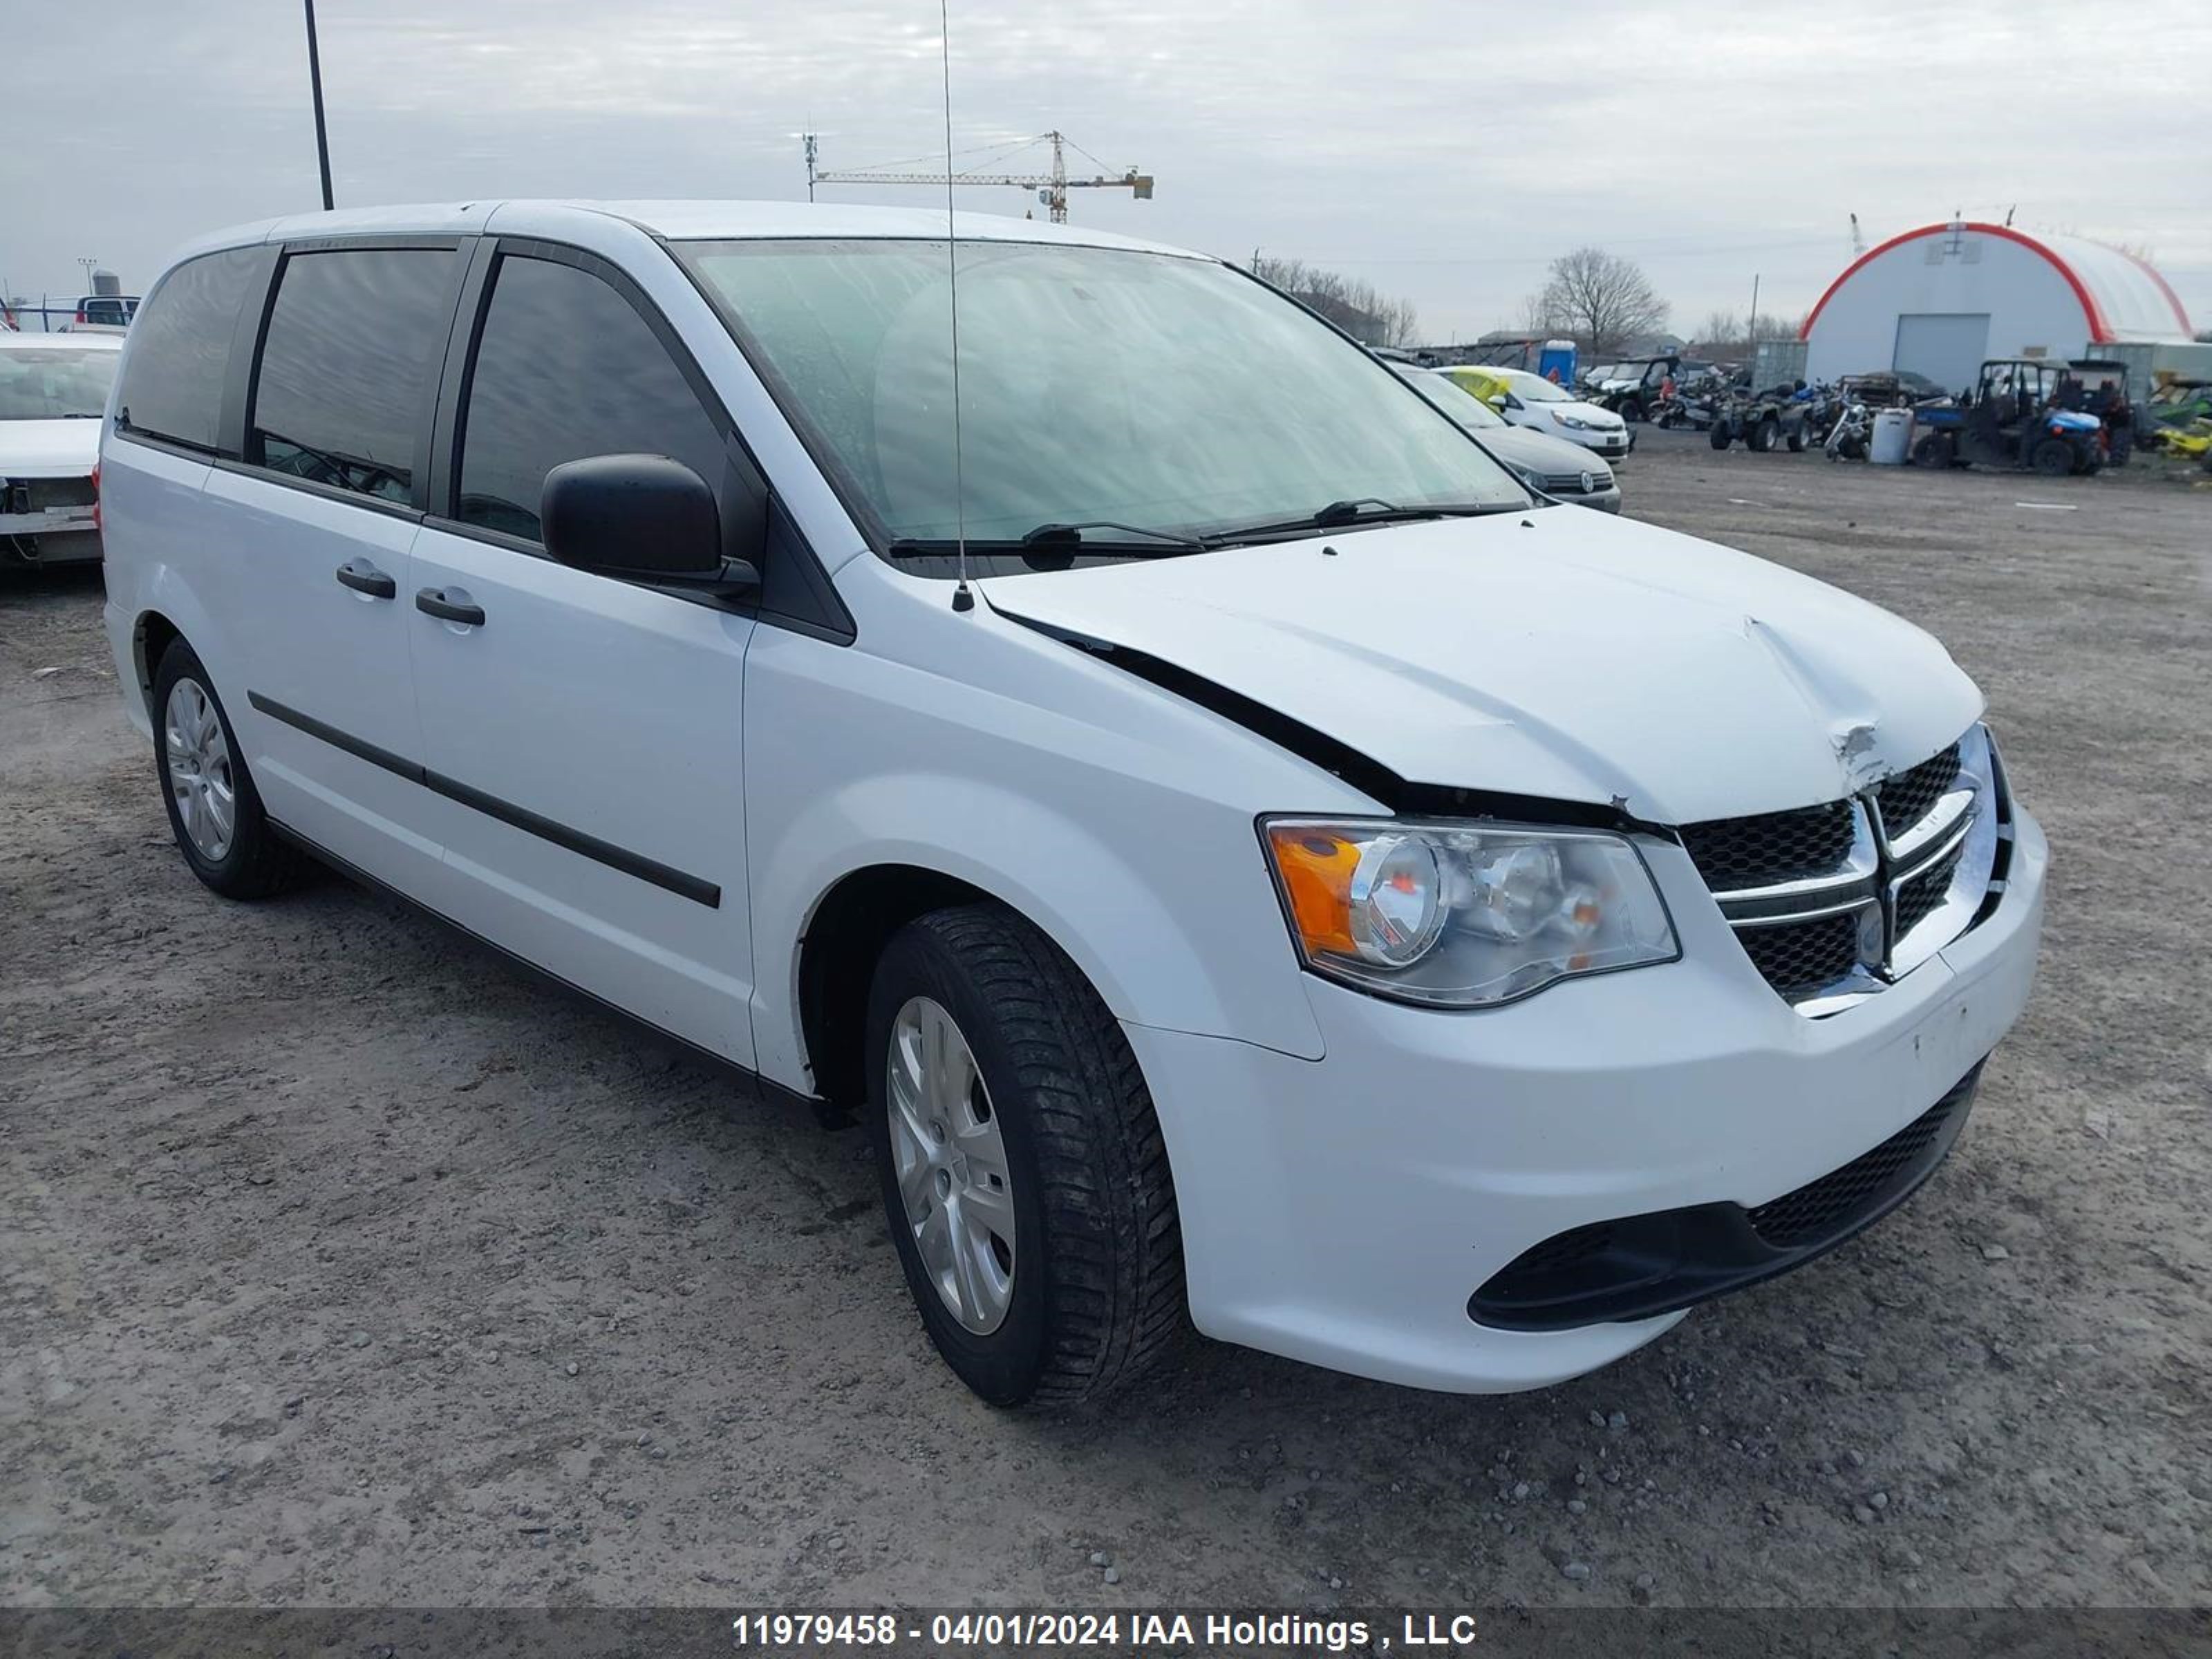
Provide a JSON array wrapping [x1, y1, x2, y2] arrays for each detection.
[[164, 678, 236, 861], [886, 995, 1017, 1333]]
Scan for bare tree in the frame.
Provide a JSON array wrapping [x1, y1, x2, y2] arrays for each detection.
[[1697, 310, 1741, 348], [1533, 247, 1669, 355], [1250, 254, 1420, 347], [1694, 307, 1799, 353], [1519, 290, 1564, 335]]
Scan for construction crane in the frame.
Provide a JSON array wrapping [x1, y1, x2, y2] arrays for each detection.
[[805, 130, 1152, 224]]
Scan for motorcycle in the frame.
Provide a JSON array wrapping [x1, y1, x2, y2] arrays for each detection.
[[1823, 400, 1874, 461], [1648, 391, 1713, 431]]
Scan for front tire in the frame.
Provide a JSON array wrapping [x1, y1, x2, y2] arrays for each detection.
[[151, 640, 311, 899], [2031, 437, 2074, 477], [867, 904, 1185, 1406], [1709, 422, 1732, 450]]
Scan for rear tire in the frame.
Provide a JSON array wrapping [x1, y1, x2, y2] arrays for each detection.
[[151, 640, 312, 899], [1709, 423, 1731, 451], [1785, 421, 1808, 453], [1911, 433, 1951, 469], [866, 903, 1185, 1407], [1749, 417, 1779, 453]]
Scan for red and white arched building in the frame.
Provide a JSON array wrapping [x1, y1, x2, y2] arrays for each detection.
[[1801, 220, 2195, 392]]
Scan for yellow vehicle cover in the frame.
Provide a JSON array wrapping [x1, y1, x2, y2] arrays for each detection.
[[1440, 366, 1512, 406]]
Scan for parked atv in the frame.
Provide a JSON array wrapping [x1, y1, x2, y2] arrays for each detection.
[[1709, 387, 1819, 453]]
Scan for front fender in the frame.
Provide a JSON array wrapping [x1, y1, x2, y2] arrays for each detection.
[[739, 605, 1353, 1096], [748, 769, 1328, 1093]]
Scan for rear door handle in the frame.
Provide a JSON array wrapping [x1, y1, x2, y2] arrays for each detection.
[[335, 559, 396, 599], [415, 587, 485, 627]]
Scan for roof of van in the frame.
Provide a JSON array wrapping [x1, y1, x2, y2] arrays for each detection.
[[164, 200, 1208, 268]]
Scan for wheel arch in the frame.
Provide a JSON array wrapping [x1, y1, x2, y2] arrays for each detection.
[[796, 862, 1008, 1111], [132, 608, 185, 717]]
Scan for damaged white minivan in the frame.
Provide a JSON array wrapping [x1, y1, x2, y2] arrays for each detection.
[[100, 203, 2045, 1405]]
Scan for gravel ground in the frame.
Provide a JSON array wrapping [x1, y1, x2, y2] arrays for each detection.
[[3, 435, 2208, 1613]]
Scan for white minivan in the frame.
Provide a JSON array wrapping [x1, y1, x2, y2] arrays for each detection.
[[100, 202, 2045, 1405]]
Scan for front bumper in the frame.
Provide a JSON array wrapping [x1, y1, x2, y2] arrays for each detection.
[[1568, 430, 1632, 460], [1127, 808, 2046, 1393], [3, 474, 101, 562]]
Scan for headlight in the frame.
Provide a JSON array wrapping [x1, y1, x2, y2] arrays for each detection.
[[1262, 818, 1679, 1007], [1554, 413, 1595, 430]]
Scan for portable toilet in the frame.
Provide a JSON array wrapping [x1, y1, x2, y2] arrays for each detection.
[[1538, 338, 1577, 386]]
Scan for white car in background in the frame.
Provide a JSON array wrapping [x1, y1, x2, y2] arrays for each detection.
[[1, 332, 120, 568], [1391, 365, 1620, 512], [1442, 364, 1631, 462]]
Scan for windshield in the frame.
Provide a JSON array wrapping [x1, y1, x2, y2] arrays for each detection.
[[0, 346, 118, 421], [677, 238, 1525, 563], [1395, 366, 1506, 429], [1504, 371, 1572, 403]]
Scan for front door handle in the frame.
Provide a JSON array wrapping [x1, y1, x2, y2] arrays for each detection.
[[335, 559, 396, 599], [415, 587, 485, 627]]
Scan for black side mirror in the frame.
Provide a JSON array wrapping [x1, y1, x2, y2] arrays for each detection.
[[542, 453, 759, 594]]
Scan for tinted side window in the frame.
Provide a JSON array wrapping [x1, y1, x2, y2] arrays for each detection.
[[456, 256, 724, 541], [116, 247, 263, 453], [251, 249, 458, 504]]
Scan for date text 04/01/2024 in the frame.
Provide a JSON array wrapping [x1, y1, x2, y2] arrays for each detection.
[[731, 1612, 1486, 1650]]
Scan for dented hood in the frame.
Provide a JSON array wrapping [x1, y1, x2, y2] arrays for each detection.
[[982, 508, 1983, 825]]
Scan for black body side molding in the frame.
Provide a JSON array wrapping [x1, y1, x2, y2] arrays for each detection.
[[245, 691, 721, 908]]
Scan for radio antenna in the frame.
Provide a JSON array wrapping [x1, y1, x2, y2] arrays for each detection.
[[939, 0, 974, 613]]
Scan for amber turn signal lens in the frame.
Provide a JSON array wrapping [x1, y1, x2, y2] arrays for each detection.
[[1266, 825, 1360, 955]]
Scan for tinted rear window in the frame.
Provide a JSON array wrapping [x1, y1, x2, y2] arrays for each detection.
[[250, 248, 458, 505], [116, 247, 263, 453]]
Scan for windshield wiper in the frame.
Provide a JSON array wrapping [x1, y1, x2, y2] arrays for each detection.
[[1199, 499, 1518, 547], [885, 521, 1203, 561], [1020, 519, 1203, 550]]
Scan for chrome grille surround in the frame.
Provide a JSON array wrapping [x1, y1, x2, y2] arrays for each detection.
[[1679, 729, 2009, 1016]]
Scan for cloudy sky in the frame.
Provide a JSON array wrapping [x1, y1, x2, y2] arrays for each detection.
[[8, 0, 2206, 343]]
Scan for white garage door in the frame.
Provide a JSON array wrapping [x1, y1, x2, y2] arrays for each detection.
[[1892, 313, 1989, 398]]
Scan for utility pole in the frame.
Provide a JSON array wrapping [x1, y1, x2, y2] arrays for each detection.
[[1748, 273, 1761, 344], [303, 0, 335, 211], [803, 133, 818, 202]]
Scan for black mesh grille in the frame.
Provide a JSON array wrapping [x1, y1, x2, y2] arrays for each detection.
[[1746, 1080, 1969, 1248], [1877, 745, 1962, 835], [1471, 1064, 1985, 1329], [1737, 910, 1864, 996], [1895, 840, 1965, 937], [1512, 1221, 1615, 1276], [1537, 471, 1603, 493], [1679, 800, 1855, 890]]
